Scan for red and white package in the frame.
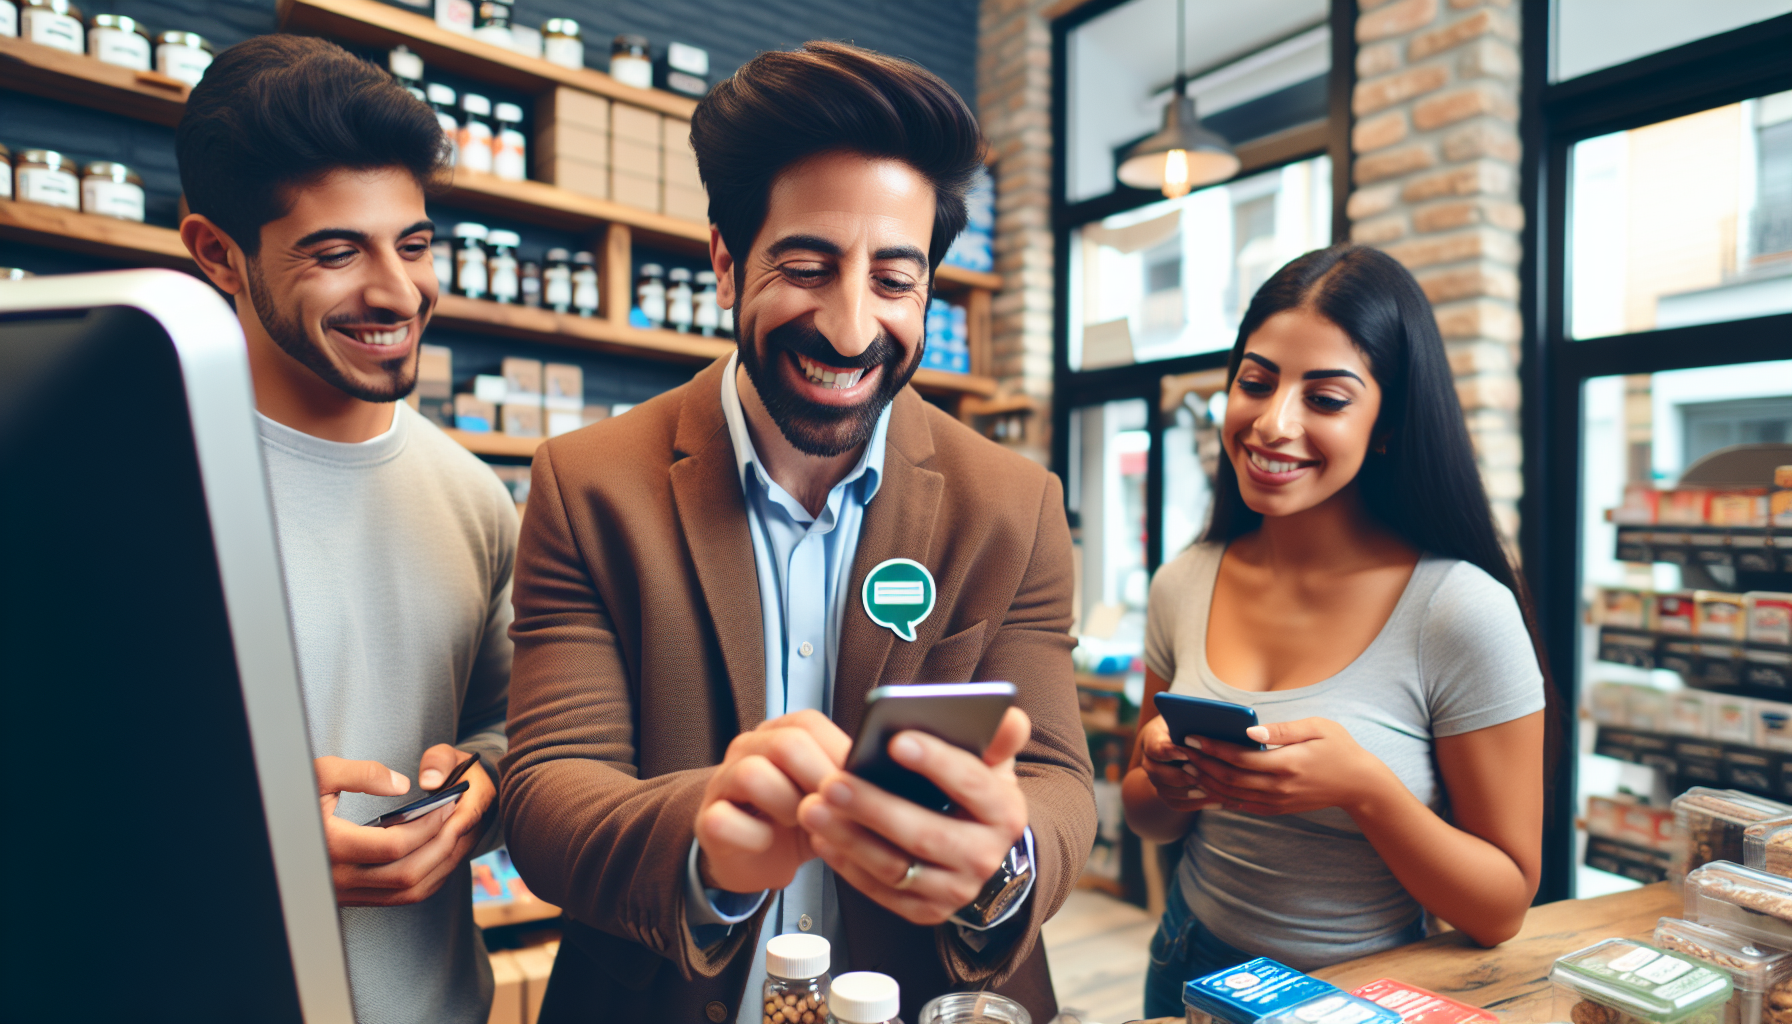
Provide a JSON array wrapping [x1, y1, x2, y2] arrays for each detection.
[[1350, 979, 1497, 1024]]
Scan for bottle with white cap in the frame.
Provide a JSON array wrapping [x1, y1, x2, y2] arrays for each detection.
[[829, 971, 901, 1024], [764, 933, 831, 1024]]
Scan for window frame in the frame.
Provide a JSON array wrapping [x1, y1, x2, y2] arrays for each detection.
[[1516, 5, 1792, 900], [1049, 0, 1358, 575]]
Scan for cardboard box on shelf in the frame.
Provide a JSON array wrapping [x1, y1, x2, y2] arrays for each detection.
[[663, 183, 707, 222], [537, 157, 609, 199], [501, 358, 544, 401], [611, 171, 660, 212], [501, 403, 542, 438], [1669, 690, 1710, 738], [487, 949, 525, 1024], [610, 102, 660, 144], [610, 135, 660, 179], [1711, 490, 1768, 528], [662, 117, 700, 187], [414, 343, 454, 428], [535, 121, 609, 168], [454, 394, 496, 433], [535, 87, 610, 133], [544, 363, 582, 410]]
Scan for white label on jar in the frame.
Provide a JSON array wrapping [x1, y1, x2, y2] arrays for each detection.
[[18, 167, 79, 209], [544, 265, 572, 309], [457, 250, 487, 297], [24, 10, 83, 52], [157, 44, 214, 87], [544, 35, 582, 69], [91, 27, 152, 70], [82, 178, 145, 222], [610, 54, 652, 90], [490, 256, 518, 301], [460, 123, 493, 173], [494, 129, 526, 181], [0, 3, 19, 37], [573, 268, 599, 314]]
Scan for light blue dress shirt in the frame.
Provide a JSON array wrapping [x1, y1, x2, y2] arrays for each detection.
[[686, 354, 1030, 1023]]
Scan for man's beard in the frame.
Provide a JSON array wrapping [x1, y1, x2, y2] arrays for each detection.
[[245, 257, 420, 403], [738, 313, 920, 458]]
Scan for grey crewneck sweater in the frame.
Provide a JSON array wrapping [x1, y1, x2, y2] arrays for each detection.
[[258, 401, 516, 1024]]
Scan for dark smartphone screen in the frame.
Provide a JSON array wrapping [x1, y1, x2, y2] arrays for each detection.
[[845, 682, 1016, 812], [1152, 693, 1267, 751]]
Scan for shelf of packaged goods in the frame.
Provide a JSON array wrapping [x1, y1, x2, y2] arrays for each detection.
[[432, 294, 731, 364], [277, 0, 698, 119], [441, 427, 543, 458], [472, 895, 561, 930], [0, 35, 191, 127], [934, 264, 1002, 292], [440, 170, 708, 252], [0, 201, 193, 268]]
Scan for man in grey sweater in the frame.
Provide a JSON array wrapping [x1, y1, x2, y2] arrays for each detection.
[[176, 36, 514, 1024]]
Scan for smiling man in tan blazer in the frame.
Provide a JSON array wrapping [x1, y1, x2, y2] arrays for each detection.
[[499, 43, 1095, 1024]]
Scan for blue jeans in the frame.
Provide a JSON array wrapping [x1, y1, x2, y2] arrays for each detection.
[[1142, 882, 1255, 1020]]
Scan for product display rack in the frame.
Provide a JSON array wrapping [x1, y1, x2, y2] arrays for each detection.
[[0, 16, 1014, 438]]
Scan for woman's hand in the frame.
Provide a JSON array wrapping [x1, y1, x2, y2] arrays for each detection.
[[1180, 717, 1399, 817], [1134, 713, 1223, 813]]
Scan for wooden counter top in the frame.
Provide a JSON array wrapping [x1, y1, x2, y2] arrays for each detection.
[[1142, 883, 1681, 1024]]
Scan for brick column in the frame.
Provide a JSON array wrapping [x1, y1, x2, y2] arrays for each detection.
[[979, 0, 1057, 464], [1346, 0, 1525, 540]]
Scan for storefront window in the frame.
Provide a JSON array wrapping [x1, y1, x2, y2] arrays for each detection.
[[1068, 399, 1151, 647], [1551, 0, 1792, 83], [1069, 156, 1331, 368], [1568, 91, 1792, 340], [1159, 372, 1224, 561]]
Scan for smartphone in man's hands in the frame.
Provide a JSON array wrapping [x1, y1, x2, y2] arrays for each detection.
[[845, 682, 1016, 812]]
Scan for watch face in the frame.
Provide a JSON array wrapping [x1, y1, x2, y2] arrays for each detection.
[[962, 841, 1034, 926]]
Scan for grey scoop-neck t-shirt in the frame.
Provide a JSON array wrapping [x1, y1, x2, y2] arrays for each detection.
[[1145, 541, 1545, 970]]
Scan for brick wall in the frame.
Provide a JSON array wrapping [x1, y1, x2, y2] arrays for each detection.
[[1346, 0, 1526, 539], [979, 0, 1058, 464]]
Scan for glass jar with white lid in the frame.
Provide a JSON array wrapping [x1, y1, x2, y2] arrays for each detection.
[[88, 14, 150, 71], [155, 31, 214, 88], [81, 161, 144, 222], [21, 0, 83, 54], [541, 18, 582, 69], [15, 149, 79, 210]]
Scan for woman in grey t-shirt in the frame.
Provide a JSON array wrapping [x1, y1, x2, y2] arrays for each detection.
[[1123, 245, 1551, 1019]]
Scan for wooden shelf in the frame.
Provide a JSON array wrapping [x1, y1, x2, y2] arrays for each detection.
[[442, 170, 708, 252], [442, 428, 544, 458], [278, 0, 698, 119], [0, 35, 191, 126], [0, 200, 192, 267], [433, 294, 731, 364], [960, 393, 1037, 418], [912, 367, 998, 399], [935, 265, 1002, 291]]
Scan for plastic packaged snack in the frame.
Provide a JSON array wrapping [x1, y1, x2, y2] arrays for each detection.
[[1673, 790, 1792, 886], [1745, 816, 1792, 880], [1183, 958, 1402, 1024], [1349, 979, 1495, 1024], [1684, 862, 1792, 950], [1655, 916, 1792, 1024], [1552, 938, 1732, 1024]]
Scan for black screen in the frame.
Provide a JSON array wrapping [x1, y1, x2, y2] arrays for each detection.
[[0, 307, 307, 1023]]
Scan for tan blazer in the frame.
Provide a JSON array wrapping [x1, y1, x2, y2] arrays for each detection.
[[500, 357, 1095, 1024]]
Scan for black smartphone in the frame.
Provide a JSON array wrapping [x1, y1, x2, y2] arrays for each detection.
[[845, 682, 1017, 812], [362, 752, 480, 828], [1151, 693, 1267, 751]]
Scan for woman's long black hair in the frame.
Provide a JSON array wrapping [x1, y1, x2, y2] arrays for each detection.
[[1203, 243, 1560, 767]]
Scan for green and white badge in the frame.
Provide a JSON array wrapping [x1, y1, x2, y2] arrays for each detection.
[[862, 558, 936, 642]]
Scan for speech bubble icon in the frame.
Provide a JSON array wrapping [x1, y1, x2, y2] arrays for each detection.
[[861, 557, 936, 642]]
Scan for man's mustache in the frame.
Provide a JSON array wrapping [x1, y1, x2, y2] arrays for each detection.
[[323, 298, 430, 330], [763, 317, 899, 371]]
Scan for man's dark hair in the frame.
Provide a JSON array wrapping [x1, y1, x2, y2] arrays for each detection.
[[176, 34, 448, 256], [689, 41, 984, 274]]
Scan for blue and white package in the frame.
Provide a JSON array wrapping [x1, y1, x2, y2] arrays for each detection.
[[1184, 958, 1404, 1024]]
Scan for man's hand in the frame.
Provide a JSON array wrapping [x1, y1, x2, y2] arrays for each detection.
[[314, 745, 496, 907], [798, 707, 1031, 926], [695, 709, 851, 895]]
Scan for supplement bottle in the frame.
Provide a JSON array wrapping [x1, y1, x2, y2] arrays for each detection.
[[472, 0, 511, 48], [0, 144, 12, 201], [635, 263, 666, 328], [493, 102, 527, 181], [80, 161, 144, 222], [427, 83, 460, 166], [571, 251, 600, 318], [431, 240, 453, 291], [21, 0, 82, 54], [459, 93, 494, 174], [88, 14, 150, 70], [487, 230, 520, 304], [829, 972, 901, 1024], [542, 18, 582, 69], [0, 0, 16, 39], [694, 270, 720, 337], [388, 45, 424, 93], [452, 222, 489, 300], [542, 248, 573, 313], [15, 150, 78, 210], [520, 261, 542, 308], [610, 34, 652, 89], [154, 31, 213, 87], [764, 933, 830, 1024], [667, 267, 694, 333]]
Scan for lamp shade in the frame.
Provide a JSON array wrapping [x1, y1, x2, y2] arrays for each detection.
[[1117, 94, 1240, 198]]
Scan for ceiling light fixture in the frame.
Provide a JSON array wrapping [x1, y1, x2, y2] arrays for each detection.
[[1116, 0, 1241, 198]]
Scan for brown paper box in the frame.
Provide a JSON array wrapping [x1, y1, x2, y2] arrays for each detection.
[[610, 136, 660, 178], [611, 170, 660, 212], [538, 157, 609, 199], [610, 102, 661, 144], [535, 87, 609, 133], [663, 182, 708, 222], [501, 402, 543, 438], [501, 357, 543, 398], [535, 122, 609, 166]]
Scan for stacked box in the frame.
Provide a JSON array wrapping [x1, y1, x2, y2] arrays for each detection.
[[501, 357, 544, 437], [534, 88, 610, 199], [662, 116, 707, 222], [414, 343, 454, 428], [544, 363, 583, 436], [610, 103, 661, 212]]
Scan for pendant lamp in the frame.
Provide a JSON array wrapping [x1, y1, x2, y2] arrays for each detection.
[[1116, 0, 1240, 198]]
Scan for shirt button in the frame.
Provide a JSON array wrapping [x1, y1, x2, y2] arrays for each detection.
[[799, 641, 814, 657], [798, 914, 813, 931]]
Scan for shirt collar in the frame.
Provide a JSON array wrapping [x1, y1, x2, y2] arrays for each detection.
[[719, 350, 889, 512]]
